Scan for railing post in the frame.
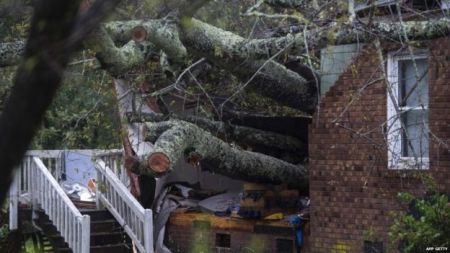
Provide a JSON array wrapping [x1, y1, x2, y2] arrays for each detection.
[[80, 215, 90, 253], [30, 158, 38, 220], [9, 166, 20, 230], [56, 150, 64, 181], [143, 209, 153, 253], [95, 160, 103, 210]]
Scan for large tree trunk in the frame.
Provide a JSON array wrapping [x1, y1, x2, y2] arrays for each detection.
[[2, 18, 449, 112], [103, 19, 317, 112], [128, 112, 307, 158], [179, 18, 317, 112], [142, 120, 308, 185], [2, 17, 449, 67]]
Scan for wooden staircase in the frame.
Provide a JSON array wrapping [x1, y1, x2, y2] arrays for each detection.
[[34, 209, 133, 253], [10, 152, 154, 252]]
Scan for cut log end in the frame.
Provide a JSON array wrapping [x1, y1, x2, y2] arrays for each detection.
[[147, 152, 170, 173], [132, 26, 147, 43]]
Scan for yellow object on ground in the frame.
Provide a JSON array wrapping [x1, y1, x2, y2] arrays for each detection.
[[264, 213, 283, 220]]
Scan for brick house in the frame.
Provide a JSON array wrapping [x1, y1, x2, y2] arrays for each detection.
[[161, 29, 450, 253], [309, 37, 450, 252]]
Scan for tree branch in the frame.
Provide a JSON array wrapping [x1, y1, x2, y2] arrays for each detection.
[[143, 121, 308, 185], [130, 113, 307, 155], [85, 27, 155, 76], [2, 17, 449, 68], [104, 20, 187, 64]]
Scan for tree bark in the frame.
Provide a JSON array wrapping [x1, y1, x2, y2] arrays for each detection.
[[2, 17, 449, 112], [2, 17, 449, 68], [0, 42, 26, 67], [179, 18, 317, 112], [85, 27, 155, 76], [263, 0, 308, 9], [144, 121, 308, 185], [240, 18, 450, 59], [129, 113, 307, 155], [104, 20, 187, 64]]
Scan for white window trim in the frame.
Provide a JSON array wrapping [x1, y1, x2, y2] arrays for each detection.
[[442, 0, 450, 10], [386, 51, 429, 170]]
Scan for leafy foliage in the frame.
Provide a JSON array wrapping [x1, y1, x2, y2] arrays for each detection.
[[1, 55, 121, 149], [31, 63, 122, 149], [0, 67, 15, 111], [389, 190, 450, 252]]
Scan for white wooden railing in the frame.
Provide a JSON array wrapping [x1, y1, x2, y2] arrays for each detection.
[[95, 157, 153, 253], [25, 150, 64, 180], [9, 155, 90, 253], [9, 149, 153, 253], [9, 150, 64, 231], [95, 151, 130, 188]]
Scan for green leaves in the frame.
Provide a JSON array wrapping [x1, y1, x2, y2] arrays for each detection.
[[30, 57, 121, 149], [389, 189, 450, 252]]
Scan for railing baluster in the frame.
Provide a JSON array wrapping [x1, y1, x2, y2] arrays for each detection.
[[43, 179, 47, 211], [95, 157, 154, 253], [76, 222, 80, 253], [11, 150, 137, 253], [11, 156, 90, 253], [8, 167, 20, 230], [56, 200, 60, 228], [63, 203, 66, 232], [144, 209, 153, 253], [65, 206, 69, 240]]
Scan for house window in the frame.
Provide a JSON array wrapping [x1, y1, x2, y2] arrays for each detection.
[[276, 239, 294, 253], [364, 241, 383, 253], [441, 0, 450, 9], [215, 233, 231, 248], [387, 51, 429, 169]]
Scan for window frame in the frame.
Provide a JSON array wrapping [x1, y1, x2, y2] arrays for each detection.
[[386, 51, 429, 170], [441, 0, 450, 10]]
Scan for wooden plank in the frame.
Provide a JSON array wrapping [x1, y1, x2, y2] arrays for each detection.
[[168, 212, 254, 232]]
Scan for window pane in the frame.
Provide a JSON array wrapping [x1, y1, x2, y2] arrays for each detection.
[[402, 110, 429, 157], [399, 58, 428, 107]]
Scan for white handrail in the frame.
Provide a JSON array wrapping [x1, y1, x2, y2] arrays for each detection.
[[95, 151, 130, 188], [26, 150, 63, 180], [9, 156, 90, 253], [95, 159, 153, 253]]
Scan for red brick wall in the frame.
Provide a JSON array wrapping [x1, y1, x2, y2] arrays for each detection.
[[309, 38, 450, 253], [166, 223, 303, 253]]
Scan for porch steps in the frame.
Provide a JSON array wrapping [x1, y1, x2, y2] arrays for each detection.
[[35, 209, 133, 252]]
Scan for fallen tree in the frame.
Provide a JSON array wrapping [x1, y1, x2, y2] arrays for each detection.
[[1, 0, 449, 198], [140, 120, 308, 185], [127, 112, 307, 158], [3, 16, 449, 111]]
